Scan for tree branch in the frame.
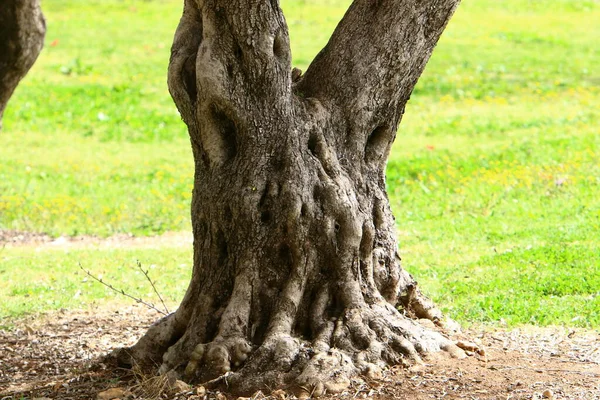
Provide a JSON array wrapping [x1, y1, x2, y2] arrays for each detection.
[[0, 0, 46, 129], [168, 0, 294, 167], [168, 0, 203, 127], [297, 0, 459, 137]]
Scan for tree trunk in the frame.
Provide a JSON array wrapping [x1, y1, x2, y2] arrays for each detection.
[[0, 0, 45, 130], [119, 0, 462, 395]]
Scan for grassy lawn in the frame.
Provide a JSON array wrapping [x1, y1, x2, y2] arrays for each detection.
[[0, 246, 190, 322], [1, 0, 598, 327]]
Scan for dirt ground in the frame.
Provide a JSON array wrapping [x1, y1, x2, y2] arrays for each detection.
[[0, 229, 193, 250], [1, 230, 599, 399], [1, 305, 598, 400]]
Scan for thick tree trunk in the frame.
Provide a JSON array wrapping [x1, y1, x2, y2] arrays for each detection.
[[0, 0, 45, 130], [119, 0, 462, 395]]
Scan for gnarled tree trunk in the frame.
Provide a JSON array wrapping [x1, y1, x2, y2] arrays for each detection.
[[0, 0, 45, 130], [119, 0, 462, 395]]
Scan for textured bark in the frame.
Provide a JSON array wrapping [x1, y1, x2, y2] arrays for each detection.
[[0, 0, 45, 129], [118, 0, 462, 395]]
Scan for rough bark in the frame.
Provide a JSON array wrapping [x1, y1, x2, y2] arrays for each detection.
[[0, 0, 45, 130], [117, 0, 462, 395]]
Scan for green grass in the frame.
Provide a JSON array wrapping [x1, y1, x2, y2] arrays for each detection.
[[0, 246, 191, 319], [1, 0, 599, 328]]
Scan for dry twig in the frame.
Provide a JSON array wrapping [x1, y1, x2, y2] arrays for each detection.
[[135, 260, 169, 314], [78, 263, 167, 316]]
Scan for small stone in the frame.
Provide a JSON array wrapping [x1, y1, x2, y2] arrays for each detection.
[[455, 340, 479, 352], [443, 318, 461, 332], [408, 363, 425, 372], [196, 386, 206, 396], [216, 393, 227, 400], [325, 376, 351, 394], [364, 364, 383, 380], [172, 379, 191, 393], [97, 388, 128, 400], [542, 389, 554, 399], [418, 318, 436, 329], [297, 392, 310, 400], [271, 389, 287, 399]]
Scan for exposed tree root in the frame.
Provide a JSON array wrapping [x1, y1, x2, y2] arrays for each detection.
[[114, 282, 466, 397], [224, 303, 465, 396]]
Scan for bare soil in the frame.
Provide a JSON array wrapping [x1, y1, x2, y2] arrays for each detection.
[[1, 305, 598, 400], [0, 229, 193, 249]]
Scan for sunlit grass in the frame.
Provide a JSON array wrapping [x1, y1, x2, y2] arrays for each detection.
[[0, 0, 598, 327], [0, 246, 191, 319]]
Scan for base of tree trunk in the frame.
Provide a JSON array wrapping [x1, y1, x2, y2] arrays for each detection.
[[112, 273, 465, 397]]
